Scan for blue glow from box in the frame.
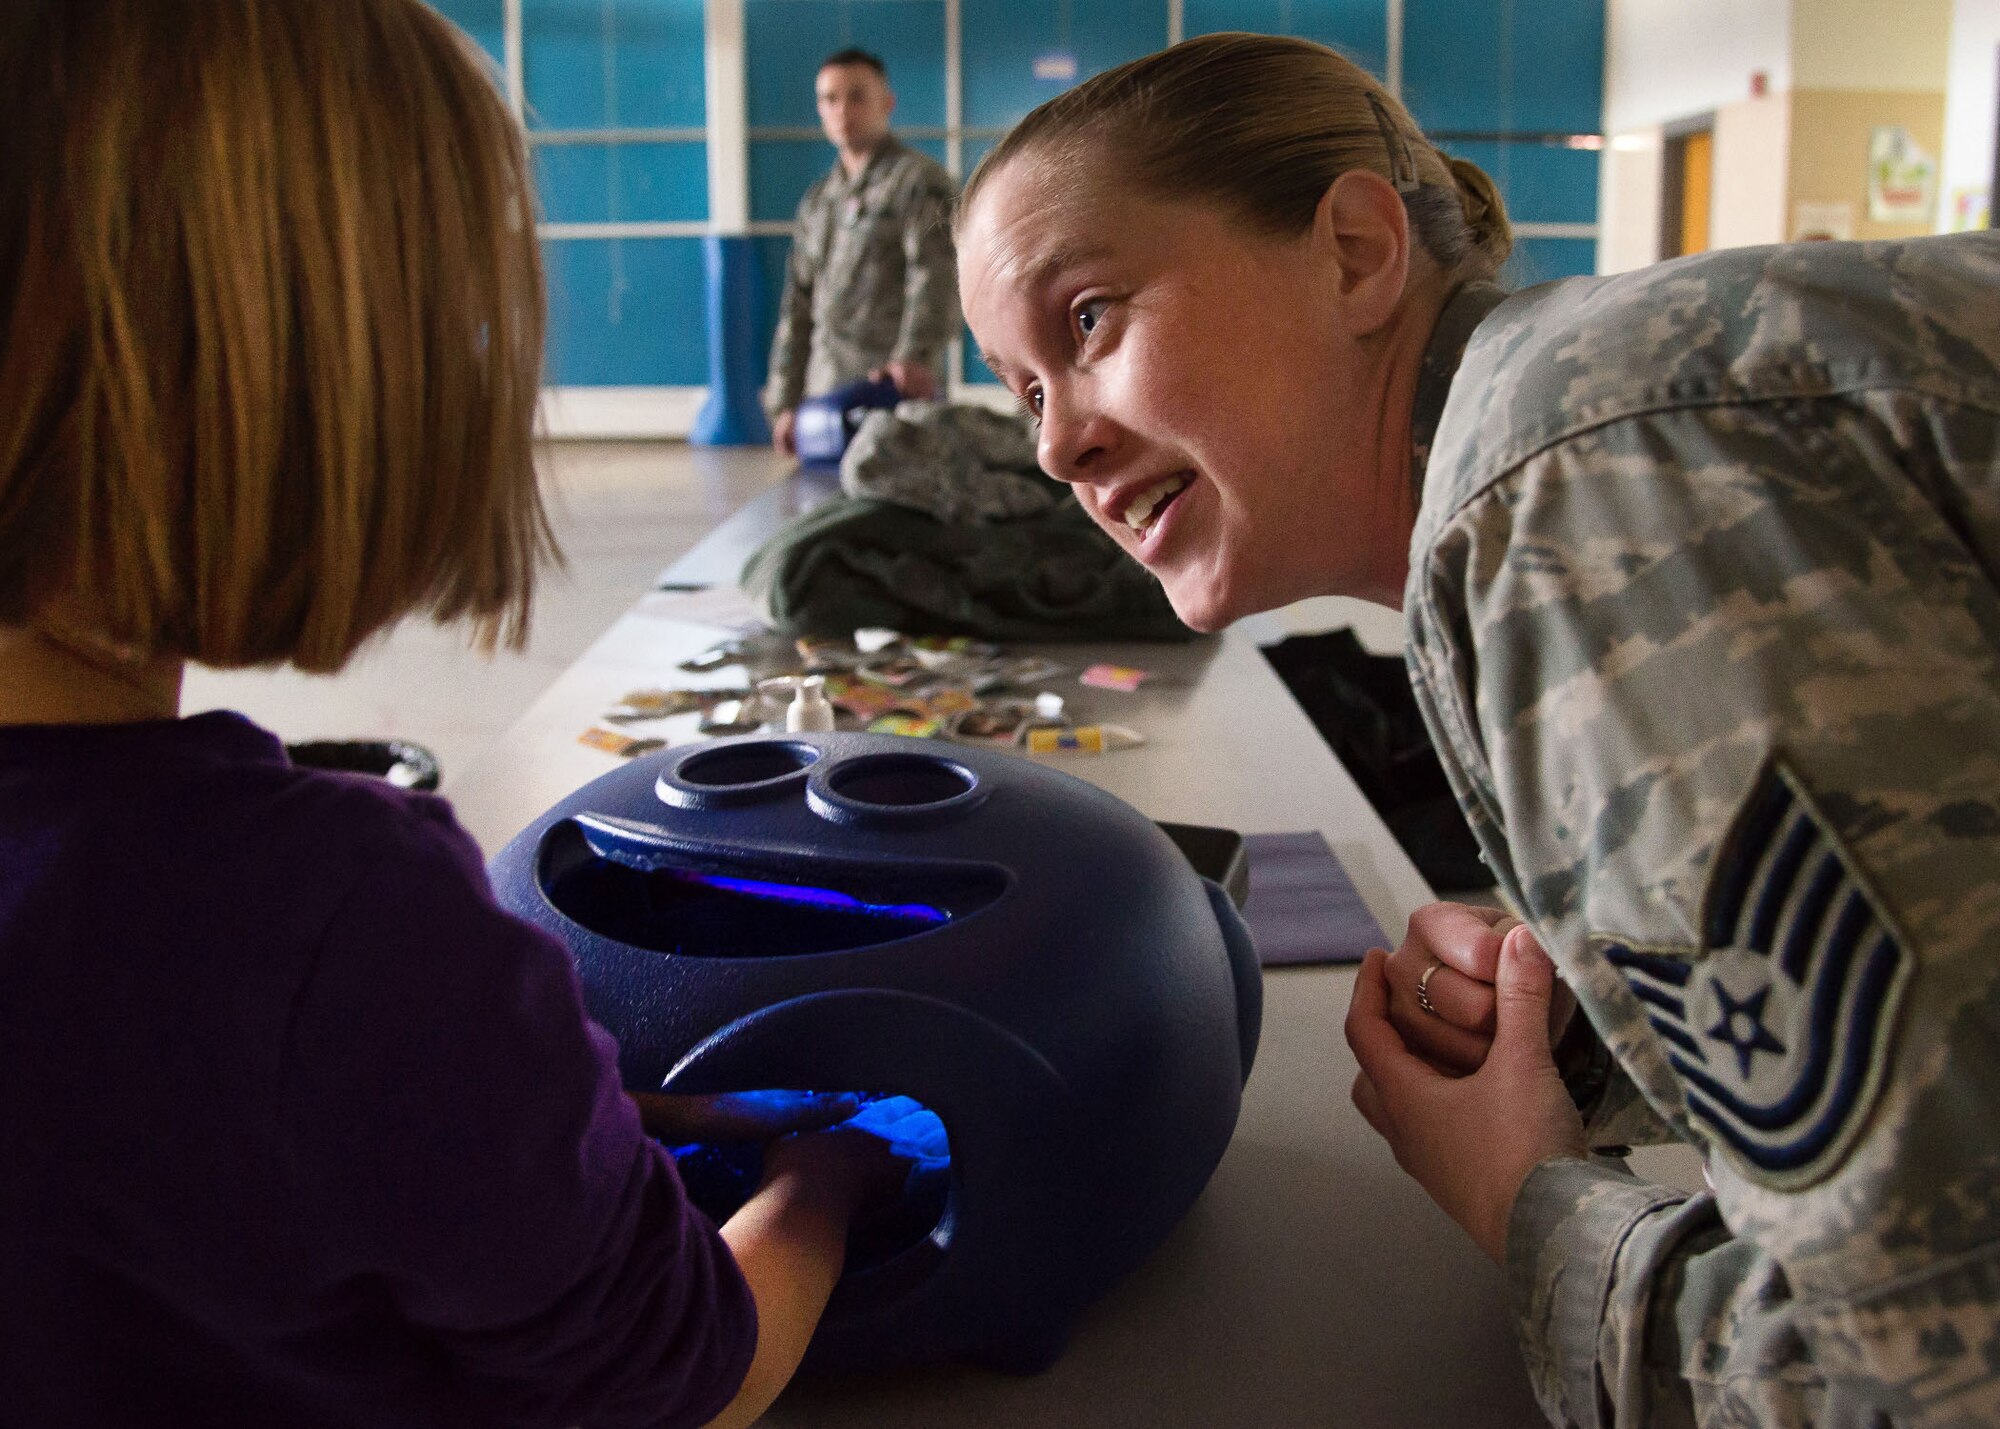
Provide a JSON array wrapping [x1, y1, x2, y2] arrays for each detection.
[[677, 869, 949, 925], [666, 1093, 953, 1271]]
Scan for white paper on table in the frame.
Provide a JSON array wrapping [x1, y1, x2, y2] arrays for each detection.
[[633, 585, 770, 633]]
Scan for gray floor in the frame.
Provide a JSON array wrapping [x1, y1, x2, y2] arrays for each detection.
[[182, 441, 790, 793]]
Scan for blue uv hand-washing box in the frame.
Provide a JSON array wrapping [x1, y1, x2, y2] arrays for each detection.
[[489, 732, 1260, 1374]]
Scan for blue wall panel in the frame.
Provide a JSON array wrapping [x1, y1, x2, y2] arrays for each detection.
[[751, 234, 795, 372], [427, 0, 506, 67], [1502, 235, 1596, 287], [961, 0, 1166, 129], [546, 238, 711, 385], [751, 140, 835, 223], [522, 0, 1608, 390], [750, 136, 949, 222], [1502, 0, 1604, 133], [537, 142, 709, 223], [524, 0, 707, 130], [1402, 0, 1602, 135], [1441, 140, 1598, 225], [963, 346, 1000, 387], [1182, 0, 1385, 79], [956, 129, 996, 378], [746, 0, 947, 127]]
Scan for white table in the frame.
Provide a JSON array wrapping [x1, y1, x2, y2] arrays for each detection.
[[447, 484, 1545, 1428]]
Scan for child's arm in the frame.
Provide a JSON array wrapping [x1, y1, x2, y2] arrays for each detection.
[[703, 1129, 903, 1429]]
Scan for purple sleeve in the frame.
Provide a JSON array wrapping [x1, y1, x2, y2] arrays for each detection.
[[275, 798, 757, 1429]]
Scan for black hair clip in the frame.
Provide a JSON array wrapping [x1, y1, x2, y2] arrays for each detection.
[[1367, 91, 1421, 195]]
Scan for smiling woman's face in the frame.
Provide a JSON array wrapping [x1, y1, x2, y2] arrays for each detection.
[[959, 154, 1386, 631]]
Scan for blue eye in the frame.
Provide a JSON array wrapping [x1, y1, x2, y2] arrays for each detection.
[[1016, 387, 1044, 423], [1075, 300, 1109, 338]]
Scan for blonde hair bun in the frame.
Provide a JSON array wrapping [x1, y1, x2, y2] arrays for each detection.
[[1445, 155, 1513, 274]]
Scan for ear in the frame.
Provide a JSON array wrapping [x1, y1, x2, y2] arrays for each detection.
[[1311, 169, 1412, 338]]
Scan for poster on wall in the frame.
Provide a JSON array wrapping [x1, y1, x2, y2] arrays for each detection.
[[1945, 188, 1991, 232], [1867, 126, 1937, 223]]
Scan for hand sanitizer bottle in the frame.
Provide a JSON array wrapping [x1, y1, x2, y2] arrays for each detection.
[[786, 674, 836, 732]]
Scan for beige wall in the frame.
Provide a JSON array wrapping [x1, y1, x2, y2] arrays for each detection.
[[1787, 89, 1950, 239], [1596, 98, 1790, 272], [1787, 0, 1951, 239], [1599, 129, 1665, 272], [1712, 94, 1793, 247], [1792, 0, 1956, 89], [1599, 0, 1957, 268]]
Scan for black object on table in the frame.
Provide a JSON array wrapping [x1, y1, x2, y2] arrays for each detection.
[[1260, 627, 1492, 892], [1155, 820, 1250, 909], [285, 739, 442, 792]]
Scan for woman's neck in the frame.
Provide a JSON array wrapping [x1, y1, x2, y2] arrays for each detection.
[[1347, 275, 1451, 610], [0, 625, 184, 727]]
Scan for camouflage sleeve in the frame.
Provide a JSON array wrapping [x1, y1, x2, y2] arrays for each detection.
[[891, 170, 958, 372], [1553, 1013, 1680, 1150], [1405, 505, 1677, 1155], [1408, 393, 2000, 1427], [762, 193, 817, 417], [1506, 1157, 1703, 1426]]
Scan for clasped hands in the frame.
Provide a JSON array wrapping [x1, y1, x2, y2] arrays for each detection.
[[1343, 903, 1589, 1265]]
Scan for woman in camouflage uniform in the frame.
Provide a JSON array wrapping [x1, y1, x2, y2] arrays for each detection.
[[956, 32, 2000, 1429]]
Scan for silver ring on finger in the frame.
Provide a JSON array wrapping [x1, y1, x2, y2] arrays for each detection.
[[1416, 958, 1445, 1017]]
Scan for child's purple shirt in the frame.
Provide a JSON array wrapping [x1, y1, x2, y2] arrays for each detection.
[[0, 712, 756, 1427]]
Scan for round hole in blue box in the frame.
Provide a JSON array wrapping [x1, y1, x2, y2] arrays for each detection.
[[657, 739, 820, 810], [808, 752, 985, 828]]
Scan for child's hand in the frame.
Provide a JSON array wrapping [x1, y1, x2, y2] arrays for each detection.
[[835, 1095, 950, 1177], [633, 1089, 860, 1144], [764, 1096, 950, 1224], [709, 1117, 912, 1429], [762, 1121, 910, 1225]]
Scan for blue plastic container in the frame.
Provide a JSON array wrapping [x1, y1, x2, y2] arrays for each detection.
[[488, 732, 1261, 1375], [791, 376, 902, 473]]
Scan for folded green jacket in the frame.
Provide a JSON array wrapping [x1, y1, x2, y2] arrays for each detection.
[[740, 494, 1194, 642]]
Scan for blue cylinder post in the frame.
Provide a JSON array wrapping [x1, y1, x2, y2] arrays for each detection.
[[690, 234, 770, 447]]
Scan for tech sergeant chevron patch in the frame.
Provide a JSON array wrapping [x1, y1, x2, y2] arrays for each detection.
[[1597, 756, 1914, 1189]]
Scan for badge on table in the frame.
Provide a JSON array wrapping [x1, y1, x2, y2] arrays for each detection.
[[1024, 724, 1142, 755], [868, 713, 944, 739], [603, 687, 722, 723], [1595, 756, 1912, 1188], [579, 726, 666, 758], [1080, 663, 1150, 692]]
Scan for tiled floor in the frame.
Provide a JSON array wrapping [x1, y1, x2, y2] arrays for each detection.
[[182, 441, 790, 792]]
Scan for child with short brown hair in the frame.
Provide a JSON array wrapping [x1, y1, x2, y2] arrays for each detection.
[[0, 2, 894, 1423]]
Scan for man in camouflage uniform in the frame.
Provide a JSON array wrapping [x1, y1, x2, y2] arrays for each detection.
[[763, 48, 959, 458], [1394, 232, 2000, 1426]]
